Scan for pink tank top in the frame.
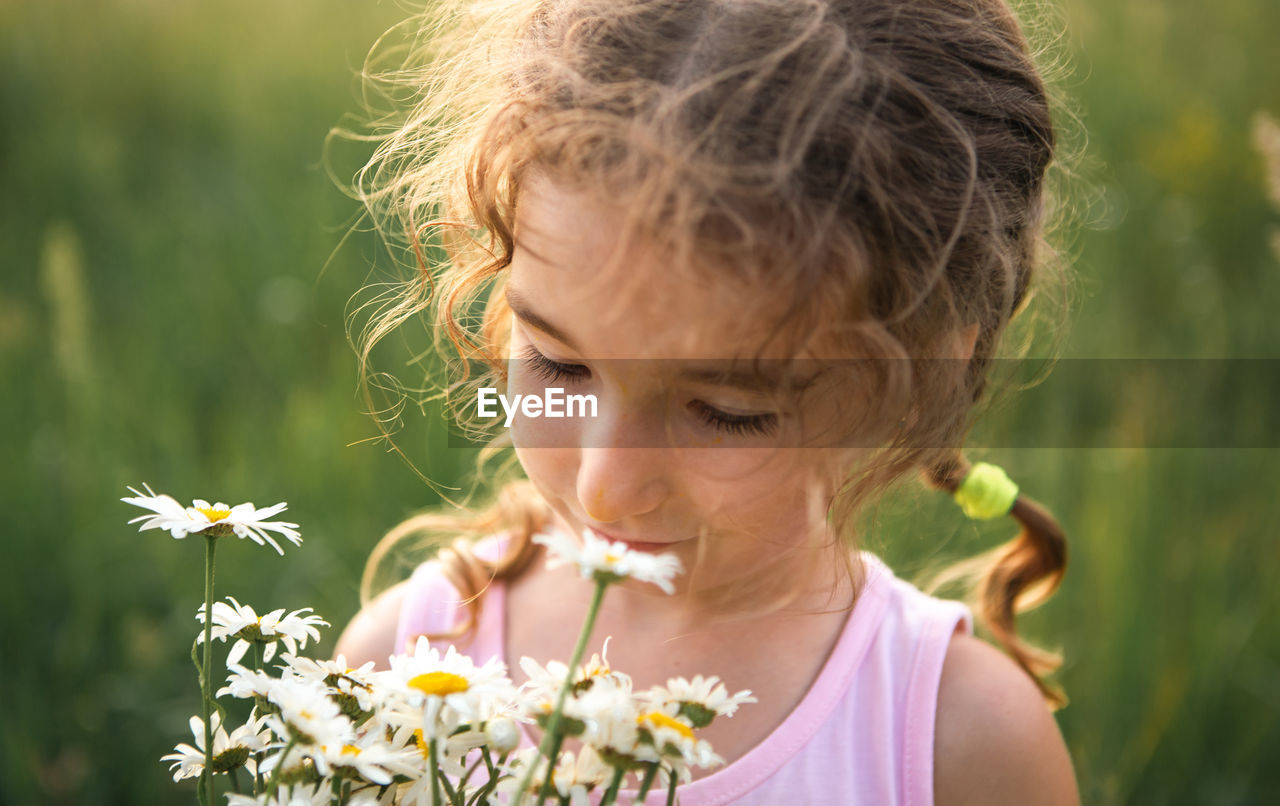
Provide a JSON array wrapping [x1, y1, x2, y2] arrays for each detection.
[[395, 533, 972, 806]]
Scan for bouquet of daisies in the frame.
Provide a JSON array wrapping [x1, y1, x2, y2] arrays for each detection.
[[124, 485, 754, 806]]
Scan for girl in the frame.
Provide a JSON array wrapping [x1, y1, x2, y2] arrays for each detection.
[[336, 0, 1079, 802]]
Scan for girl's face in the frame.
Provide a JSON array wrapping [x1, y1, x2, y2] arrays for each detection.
[[503, 174, 861, 596]]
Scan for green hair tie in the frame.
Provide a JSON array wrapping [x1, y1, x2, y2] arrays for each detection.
[[953, 462, 1019, 520]]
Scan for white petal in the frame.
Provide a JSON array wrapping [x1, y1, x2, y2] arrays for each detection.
[[257, 521, 303, 545], [251, 501, 289, 519], [258, 532, 285, 555], [188, 716, 205, 746], [260, 608, 287, 629], [227, 640, 251, 669]]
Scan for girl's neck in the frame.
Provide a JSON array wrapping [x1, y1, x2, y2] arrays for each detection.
[[512, 529, 860, 658], [503, 542, 862, 778], [538, 515, 860, 632], [603, 560, 856, 633]]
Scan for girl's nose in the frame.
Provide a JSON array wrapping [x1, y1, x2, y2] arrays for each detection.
[[575, 409, 670, 523]]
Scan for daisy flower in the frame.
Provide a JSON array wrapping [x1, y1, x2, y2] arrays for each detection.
[[635, 709, 723, 770], [160, 709, 270, 781], [484, 715, 522, 754], [282, 653, 379, 716], [498, 745, 614, 806], [122, 483, 302, 554], [380, 636, 513, 730], [533, 528, 683, 593], [518, 658, 640, 750], [385, 720, 468, 777], [385, 719, 493, 783], [518, 638, 632, 708], [195, 596, 328, 667], [261, 676, 353, 776], [226, 783, 381, 806], [641, 674, 757, 728], [318, 735, 421, 786], [569, 676, 644, 756], [218, 664, 280, 700]]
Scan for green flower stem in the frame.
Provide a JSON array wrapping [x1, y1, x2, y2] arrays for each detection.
[[262, 736, 297, 796], [599, 766, 626, 806], [665, 767, 678, 806], [201, 533, 217, 806], [517, 578, 609, 806], [251, 640, 265, 795], [437, 752, 462, 806], [429, 735, 444, 806], [252, 741, 262, 796], [459, 754, 484, 790], [635, 763, 659, 801], [467, 748, 503, 806]]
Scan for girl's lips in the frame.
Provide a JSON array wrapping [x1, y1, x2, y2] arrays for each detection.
[[586, 526, 680, 552], [617, 539, 672, 553]]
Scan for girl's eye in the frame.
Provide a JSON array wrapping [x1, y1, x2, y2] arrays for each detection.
[[521, 344, 591, 384], [688, 400, 778, 437]]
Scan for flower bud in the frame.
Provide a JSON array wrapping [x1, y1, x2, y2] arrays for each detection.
[[484, 717, 520, 753]]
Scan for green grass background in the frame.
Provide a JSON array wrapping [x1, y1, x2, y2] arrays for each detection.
[[1, 0, 1277, 803]]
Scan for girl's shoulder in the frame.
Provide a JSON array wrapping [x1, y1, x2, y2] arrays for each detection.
[[390, 534, 511, 660], [860, 552, 974, 640], [334, 534, 510, 670], [852, 555, 1076, 804], [333, 578, 412, 670], [933, 633, 1079, 805]]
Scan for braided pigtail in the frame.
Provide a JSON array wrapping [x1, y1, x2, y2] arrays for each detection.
[[925, 456, 1068, 709]]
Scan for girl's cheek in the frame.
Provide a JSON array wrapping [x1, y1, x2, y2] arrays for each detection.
[[670, 443, 794, 485], [510, 407, 582, 450], [512, 441, 577, 502]]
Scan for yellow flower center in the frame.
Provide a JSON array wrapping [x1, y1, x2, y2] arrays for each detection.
[[412, 729, 430, 758], [604, 552, 622, 564], [639, 711, 694, 741], [341, 745, 362, 757], [197, 507, 231, 522], [408, 671, 470, 697], [580, 656, 611, 678]]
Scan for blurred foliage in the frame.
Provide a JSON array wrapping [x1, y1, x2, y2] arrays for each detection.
[[1, 0, 1277, 803]]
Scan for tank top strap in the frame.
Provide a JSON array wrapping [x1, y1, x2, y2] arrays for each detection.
[[869, 555, 972, 806], [393, 534, 511, 659]]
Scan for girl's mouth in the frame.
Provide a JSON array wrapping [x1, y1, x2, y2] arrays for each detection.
[[587, 526, 681, 553]]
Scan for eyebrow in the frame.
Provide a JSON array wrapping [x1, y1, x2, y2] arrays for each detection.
[[505, 287, 580, 350]]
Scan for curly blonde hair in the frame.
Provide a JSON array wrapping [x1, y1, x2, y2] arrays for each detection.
[[341, 0, 1073, 707]]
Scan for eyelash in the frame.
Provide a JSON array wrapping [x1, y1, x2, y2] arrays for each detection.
[[688, 400, 779, 437], [522, 344, 591, 384], [519, 344, 779, 437]]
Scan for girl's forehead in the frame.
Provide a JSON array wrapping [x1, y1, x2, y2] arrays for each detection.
[[510, 174, 805, 361]]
